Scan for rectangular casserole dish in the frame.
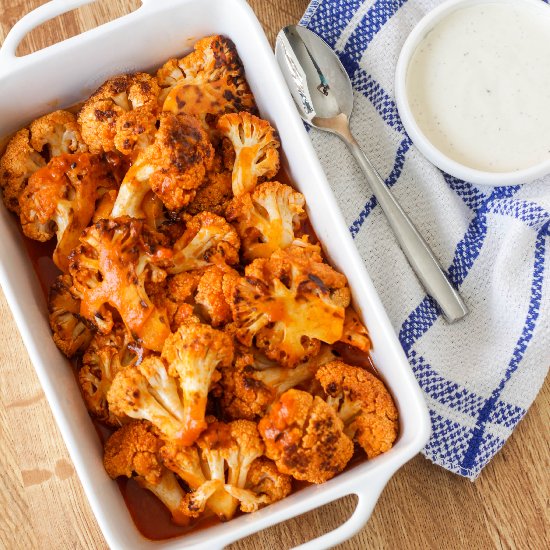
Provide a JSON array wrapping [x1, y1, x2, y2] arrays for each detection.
[[0, 0, 431, 548]]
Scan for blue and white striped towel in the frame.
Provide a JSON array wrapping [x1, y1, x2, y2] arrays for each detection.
[[300, 0, 550, 479]]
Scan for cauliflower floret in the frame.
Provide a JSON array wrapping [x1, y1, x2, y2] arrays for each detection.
[[48, 274, 94, 358], [339, 308, 371, 352], [108, 322, 232, 445], [29, 110, 88, 159], [168, 212, 240, 274], [258, 389, 353, 484], [316, 361, 398, 459], [19, 153, 119, 271], [0, 129, 45, 214], [230, 244, 349, 367], [219, 346, 338, 420], [69, 217, 171, 351], [227, 457, 291, 513], [111, 113, 214, 218], [161, 322, 234, 444], [195, 265, 240, 327], [0, 111, 87, 214], [79, 323, 138, 425], [217, 113, 280, 196], [78, 73, 160, 157], [103, 420, 189, 525], [186, 169, 233, 216], [157, 35, 256, 115], [226, 181, 306, 260]]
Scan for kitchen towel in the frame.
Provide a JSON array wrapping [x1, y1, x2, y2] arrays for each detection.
[[300, 0, 550, 479]]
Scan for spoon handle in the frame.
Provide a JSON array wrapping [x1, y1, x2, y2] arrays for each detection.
[[343, 134, 468, 323]]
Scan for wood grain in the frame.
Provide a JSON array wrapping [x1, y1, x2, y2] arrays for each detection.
[[0, 1, 548, 549]]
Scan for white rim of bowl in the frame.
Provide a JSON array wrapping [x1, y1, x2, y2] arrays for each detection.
[[395, 0, 550, 187]]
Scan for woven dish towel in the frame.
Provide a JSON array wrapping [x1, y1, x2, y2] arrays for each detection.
[[299, 0, 550, 479]]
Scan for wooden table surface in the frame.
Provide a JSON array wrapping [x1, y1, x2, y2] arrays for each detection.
[[0, 1, 548, 549]]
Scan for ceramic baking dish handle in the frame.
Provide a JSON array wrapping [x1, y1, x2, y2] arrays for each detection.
[[0, 0, 151, 67], [291, 477, 388, 550]]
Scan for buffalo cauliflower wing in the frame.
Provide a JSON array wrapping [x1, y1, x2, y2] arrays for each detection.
[[226, 181, 306, 260], [111, 113, 214, 218], [48, 274, 94, 358], [69, 217, 171, 351], [108, 322, 232, 445], [168, 212, 240, 274], [258, 389, 353, 483], [78, 73, 160, 157], [157, 35, 256, 117], [161, 322, 234, 444], [103, 420, 189, 525], [219, 346, 338, 421], [316, 361, 398, 459], [1, 110, 87, 214], [217, 113, 280, 196], [19, 152, 119, 271], [230, 244, 349, 367], [339, 308, 371, 353], [79, 323, 138, 426], [186, 169, 233, 216]]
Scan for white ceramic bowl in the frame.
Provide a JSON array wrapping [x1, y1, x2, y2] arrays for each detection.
[[395, 0, 550, 187], [0, 1, 431, 548]]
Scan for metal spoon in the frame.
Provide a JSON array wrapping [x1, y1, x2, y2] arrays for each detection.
[[275, 25, 468, 323]]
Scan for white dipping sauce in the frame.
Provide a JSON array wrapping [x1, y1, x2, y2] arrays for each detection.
[[407, 2, 550, 172]]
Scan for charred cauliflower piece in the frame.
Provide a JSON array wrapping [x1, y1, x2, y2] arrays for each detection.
[[217, 113, 280, 196], [48, 274, 93, 358], [236, 457, 291, 511], [103, 420, 189, 525], [79, 324, 138, 426], [69, 217, 171, 351], [158, 35, 256, 119], [19, 153, 118, 272], [161, 322, 234, 444], [186, 169, 233, 216], [316, 361, 398, 459], [339, 308, 371, 352], [111, 113, 214, 218], [258, 389, 353, 483], [79, 73, 160, 157], [108, 322, 232, 445], [226, 181, 306, 260], [219, 346, 338, 421], [230, 244, 349, 367], [168, 212, 240, 274]]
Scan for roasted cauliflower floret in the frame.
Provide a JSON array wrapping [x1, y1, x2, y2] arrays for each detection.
[[186, 169, 233, 216], [48, 274, 93, 358], [226, 181, 306, 260], [111, 113, 214, 218], [219, 346, 338, 421], [158, 35, 256, 116], [339, 308, 371, 352], [19, 153, 118, 271], [217, 112, 280, 196], [195, 265, 240, 327], [78, 73, 160, 157], [29, 110, 87, 158], [230, 244, 349, 367], [69, 217, 171, 351], [316, 361, 398, 459], [0, 129, 45, 213], [168, 212, 240, 274], [103, 420, 189, 525], [235, 457, 292, 512], [161, 322, 234, 444], [79, 324, 138, 425], [258, 389, 353, 484]]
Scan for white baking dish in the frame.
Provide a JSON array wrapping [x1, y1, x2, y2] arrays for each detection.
[[0, 1, 431, 548]]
